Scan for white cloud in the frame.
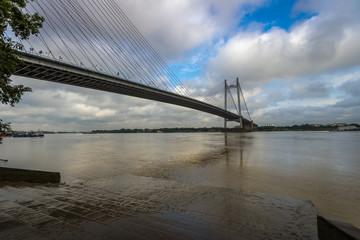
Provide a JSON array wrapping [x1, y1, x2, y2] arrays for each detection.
[[2, 76, 225, 131], [72, 104, 116, 119], [208, 13, 360, 87], [117, 0, 265, 61]]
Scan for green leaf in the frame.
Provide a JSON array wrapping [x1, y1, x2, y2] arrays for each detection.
[[0, 0, 43, 140]]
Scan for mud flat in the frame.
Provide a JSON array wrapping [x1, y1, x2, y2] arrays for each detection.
[[0, 174, 317, 239]]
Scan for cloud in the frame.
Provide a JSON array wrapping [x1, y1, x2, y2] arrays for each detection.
[[289, 81, 331, 100], [207, 0, 360, 88], [340, 78, 360, 97], [2, 76, 224, 131], [244, 70, 360, 126], [117, 0, 266, 61]]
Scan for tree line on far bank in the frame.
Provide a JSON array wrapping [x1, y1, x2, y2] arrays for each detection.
[[256, 123, 360, 131], [5, 123, 359, 135], [58, 123, 359, 133], [89, 123, 359, 133], [90, 127, 223, 133]]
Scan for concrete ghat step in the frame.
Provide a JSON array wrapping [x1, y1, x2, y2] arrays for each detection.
[[0, 174, 318, 240]]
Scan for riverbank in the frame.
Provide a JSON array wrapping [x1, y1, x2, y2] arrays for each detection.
[[0, 174, 317, 239]]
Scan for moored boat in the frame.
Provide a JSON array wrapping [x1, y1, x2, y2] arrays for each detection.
[[13, 132, 31, 137], [13, 130, 45, 137], [30, 130, 45, 137]]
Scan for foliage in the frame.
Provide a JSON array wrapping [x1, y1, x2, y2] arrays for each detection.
[[0, 119, 11, 143], [255, 124, 338, 131], [0, 0, 44, 143]]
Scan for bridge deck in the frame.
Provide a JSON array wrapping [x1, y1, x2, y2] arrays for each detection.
[[14, 51, 252, 125]]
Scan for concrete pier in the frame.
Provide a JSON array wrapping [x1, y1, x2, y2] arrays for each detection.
[[0, 167, 60, 184], [318, 215, 360, 240]]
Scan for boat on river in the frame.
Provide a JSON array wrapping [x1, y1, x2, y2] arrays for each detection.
[[0, 132, 12, 137], [30, 131, 45, 137], [13, 132, 31, 137], [13, 130, 44, 137]]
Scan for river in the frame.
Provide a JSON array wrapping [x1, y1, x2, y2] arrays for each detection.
[[1, 131, 359, 228]]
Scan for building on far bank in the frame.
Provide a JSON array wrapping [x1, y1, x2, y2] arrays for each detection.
[[336, 125, 359, 131], [328, 123, 347, 127]]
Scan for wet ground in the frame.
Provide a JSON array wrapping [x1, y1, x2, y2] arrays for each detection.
[[0, 174, 317, 240]]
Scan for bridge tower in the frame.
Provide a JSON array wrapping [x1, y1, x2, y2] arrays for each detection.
[[224, 78, 244, 130]]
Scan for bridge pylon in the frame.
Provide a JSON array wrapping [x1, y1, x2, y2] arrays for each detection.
[[224, 77, 244, 130]]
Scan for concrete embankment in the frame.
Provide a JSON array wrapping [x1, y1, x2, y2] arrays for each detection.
[[0, 174, 317, 239], [0, 167, 60, 184], [318, 215, 360, 240]]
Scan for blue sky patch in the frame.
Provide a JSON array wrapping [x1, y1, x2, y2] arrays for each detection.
[[171, 64, 202, 81], [240, 0, 317, 32]]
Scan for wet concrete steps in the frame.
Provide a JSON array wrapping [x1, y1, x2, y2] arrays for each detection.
[[0, 174, 318, 239]]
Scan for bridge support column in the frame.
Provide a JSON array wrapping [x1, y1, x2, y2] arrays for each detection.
[[224, 79, 227, 131], [224, 78, 245, 130], [236, 78, 243, 129]]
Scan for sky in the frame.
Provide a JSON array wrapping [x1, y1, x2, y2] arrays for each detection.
[[2, 0, 360, 131]]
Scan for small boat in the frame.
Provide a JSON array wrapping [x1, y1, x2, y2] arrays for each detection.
[[0, 132, 12, 137], [13, 130, 44, 137], [30, 130, 45, 137], [13, 132, 31, 137]]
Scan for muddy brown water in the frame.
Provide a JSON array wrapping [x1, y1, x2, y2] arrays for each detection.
[[1, 131, 359, 229]]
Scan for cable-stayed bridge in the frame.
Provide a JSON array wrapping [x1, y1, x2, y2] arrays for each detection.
[[11, 0, 255, 130]]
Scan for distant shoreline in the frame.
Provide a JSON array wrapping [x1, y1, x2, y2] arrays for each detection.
[[8, 123, 359, 134]]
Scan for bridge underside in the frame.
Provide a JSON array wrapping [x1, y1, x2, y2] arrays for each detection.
[[14, 51, 254, 128]]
